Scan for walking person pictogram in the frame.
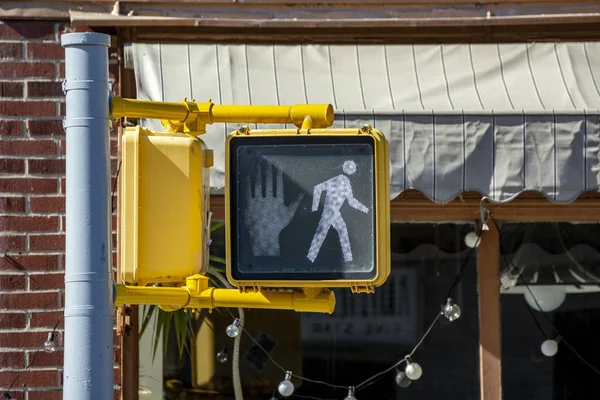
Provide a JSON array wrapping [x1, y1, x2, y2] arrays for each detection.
[[307, 160, 369, 263]]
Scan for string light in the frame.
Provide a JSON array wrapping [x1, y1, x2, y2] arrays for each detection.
[[43, 332, 57, 353], [2, 313, 63, 400], [220, 242, 477, 398], [226, 318, 241, 338], [442, 298, 461, 322], [541, 338, 559, 357], [344, 386, 357, 400], [394, 369, 411, 388], [464, 231, 481, 248], [404, 359, 423, 381], [216, 347, 229, 363], [277, 371, 294, 397]]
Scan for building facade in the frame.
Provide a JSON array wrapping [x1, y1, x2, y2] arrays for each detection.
[[2, 1, 600, 399]]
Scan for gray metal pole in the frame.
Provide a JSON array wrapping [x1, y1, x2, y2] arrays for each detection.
[[61, 33, 114, 400]]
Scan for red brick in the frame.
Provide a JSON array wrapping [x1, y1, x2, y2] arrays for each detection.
[[30, 196, 65, 213], [0, 369, 57, 387], [0, 158, 24, 174], [30, 234, 65, 252], [1, 391, 24, 400], [0, 42, 22, 58], [59, 101, 65, 117], [0, 120, 23, 136], [2, 215, 59, 231], [60, 139, 66, 155], [0, 331, 49, 349], [58, 62, 65, 79], [0, 351, 24, 368], [0, 21, 56, 40], [0, 313, 26, 329], [27, 81, 63, 98], [29, 311, 64, 329], [0, 196, 25, 212], [0, 101, 57, 117], [27, 120, 64, 136], [0, 139, 56, 155], [0, 178, 58, 194], [0, 274, 25, 290], [0, 81, 23, 97], [27, 349, 63, 367], [114, 367, 121, 385], [0, 254, 59, 271], [29, 390, 62, 400], [113, 346, 121, 364], [29, 271, 64, 290], [0, 235, 26, 252], [28, 159, 65, 175], [27, 43, 64, 60], [110, 139, 118, 155], [60, 177, 65, 194], [0, 292, 59, 309], [0, 62, 55, 78]]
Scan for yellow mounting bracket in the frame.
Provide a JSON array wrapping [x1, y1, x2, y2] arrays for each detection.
[[114, 275, 336, 314], [110, 96, 334, 135]]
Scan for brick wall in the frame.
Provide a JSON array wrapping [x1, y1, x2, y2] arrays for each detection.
[[0, 21, 121, 399]]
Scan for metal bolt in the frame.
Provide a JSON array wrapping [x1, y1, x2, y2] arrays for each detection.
[[361, 125, 369, 132]]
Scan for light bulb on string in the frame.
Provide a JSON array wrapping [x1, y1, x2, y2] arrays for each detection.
[[541, 339, 559, 357], [443, 298, 461, 322], [277, 371, 294, 397], [43, 332, 57, 353], [344, 386, 357, 400], [226, 318, 241, 338], [395, 369, 411, 388], [405, 359, 422, 381], [464, 231, 481, 248], [216, 347, 229, 363]]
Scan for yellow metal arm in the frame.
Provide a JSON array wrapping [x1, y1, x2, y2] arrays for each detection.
[[114, 275, 335, 314], [110, 96, 334, 134]]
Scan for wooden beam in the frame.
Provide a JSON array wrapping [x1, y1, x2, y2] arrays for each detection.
[[477, 219, 502, 400], [210, 191, 600, 222]]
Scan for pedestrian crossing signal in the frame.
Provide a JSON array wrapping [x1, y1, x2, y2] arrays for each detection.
[[225, 125, 390, 293]]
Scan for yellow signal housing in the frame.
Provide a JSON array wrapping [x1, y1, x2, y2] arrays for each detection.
[[120, 126, 213, 286], [225, 125, 390, 293]]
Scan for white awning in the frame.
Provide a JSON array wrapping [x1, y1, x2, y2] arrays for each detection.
[[131, 42, 600, 203]]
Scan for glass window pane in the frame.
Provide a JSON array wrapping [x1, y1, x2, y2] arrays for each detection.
[[500, 222, 600, 400], [298, 223, 480, 399]]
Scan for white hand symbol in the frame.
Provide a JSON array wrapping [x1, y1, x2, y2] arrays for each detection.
[[244, 163, 303, 257]]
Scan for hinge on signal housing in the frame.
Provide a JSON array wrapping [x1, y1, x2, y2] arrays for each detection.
[[350, 282, 375, 294]]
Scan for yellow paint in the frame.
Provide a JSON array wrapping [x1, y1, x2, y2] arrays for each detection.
[[114, 275, 335, 314], [111, 96, 333, 134], [225, 125, 391, 294], [120, 126, 211, 286]]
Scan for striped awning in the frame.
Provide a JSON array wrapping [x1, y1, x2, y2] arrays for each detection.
[[130, 42, 600, 203]]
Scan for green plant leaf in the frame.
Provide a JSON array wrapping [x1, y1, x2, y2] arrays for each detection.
[[209, 255, 226, 265], [151, 308, 163, 364], [210, 221, 225, 232], [174, 310, 188, 360], [139, 305, 157, 339]]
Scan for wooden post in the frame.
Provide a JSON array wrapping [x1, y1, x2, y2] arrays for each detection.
[[117, 27, 140, 400], [477, 219, 502, 400]]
